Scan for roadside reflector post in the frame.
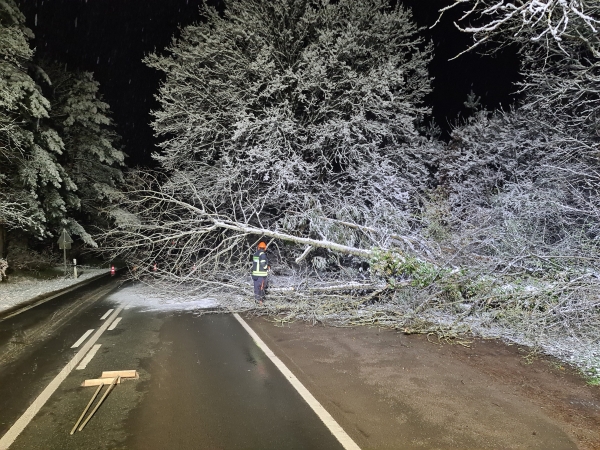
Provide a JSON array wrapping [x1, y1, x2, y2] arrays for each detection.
[[57, 229, 73, 276], [73, 258, 78, 279]]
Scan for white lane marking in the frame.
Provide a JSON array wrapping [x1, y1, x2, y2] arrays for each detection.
[[70, 329, 94, 348], [233, 313, 361, 450], [0, 308, 122, 450], [76, 344, 102, 370], [107, 317, 122, 331], [100, 309, 114, 320]]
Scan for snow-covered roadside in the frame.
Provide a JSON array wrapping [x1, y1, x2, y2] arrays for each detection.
[[0, 268, 108, 313]]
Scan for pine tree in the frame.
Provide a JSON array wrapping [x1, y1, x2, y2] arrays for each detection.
[[42, 65, 126, 245], [1, 0, 124, 262], [0, 0, 59, 256]]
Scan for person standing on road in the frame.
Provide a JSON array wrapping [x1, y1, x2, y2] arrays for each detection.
[[252, 241, 270, 304]]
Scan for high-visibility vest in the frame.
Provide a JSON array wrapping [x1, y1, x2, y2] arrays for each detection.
[[252, 251, 269, 276]]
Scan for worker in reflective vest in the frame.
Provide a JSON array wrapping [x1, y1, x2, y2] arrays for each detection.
[[252, 241, 270, 304]]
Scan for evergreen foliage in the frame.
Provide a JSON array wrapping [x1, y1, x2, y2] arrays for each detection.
[[0, 0, 125, 258], [1, 0, 62, 238], [42, 65, 126, 244]]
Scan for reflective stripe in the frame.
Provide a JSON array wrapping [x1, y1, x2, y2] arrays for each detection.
[[252, 252, 269, 276]]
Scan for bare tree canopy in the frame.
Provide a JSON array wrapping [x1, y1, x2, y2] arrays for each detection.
[[107, 0, 436, 280], [440, 0, 599, 155]]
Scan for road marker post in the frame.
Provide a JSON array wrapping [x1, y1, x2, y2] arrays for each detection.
[[57, 229, 73, 276]]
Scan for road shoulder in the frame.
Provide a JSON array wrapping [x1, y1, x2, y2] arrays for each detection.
[[245, 316, 600, 450]]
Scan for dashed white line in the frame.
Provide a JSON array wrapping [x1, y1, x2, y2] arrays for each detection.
[[70, 329, 94, 348], [76, 344, 102, 370], [107, 317, 122, 331], [233, 313, 362, 450], [0, 307, 122, 450], [100, 309, 114, 320]]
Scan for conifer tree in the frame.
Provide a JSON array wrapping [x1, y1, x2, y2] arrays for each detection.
[[42, 65, 126, 244], [0, 0, 64, 256], [1, 0, 125, 261]]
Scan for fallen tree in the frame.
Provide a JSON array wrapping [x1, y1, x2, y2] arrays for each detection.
[[99, 0, 600, 381], [101, 170, 432, 284]]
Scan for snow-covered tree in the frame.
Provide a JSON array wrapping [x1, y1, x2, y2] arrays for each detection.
[[1, 0, 124, 264], [440, 0, 598, 51], [437, 106, 600, 274], [434, 1, 600, 270], [42, 66, 126, 245], [104, 0, 436, 286], [140, 0, 430, 254], [441, 1, 599, 135], [0, 0, 60, 257]]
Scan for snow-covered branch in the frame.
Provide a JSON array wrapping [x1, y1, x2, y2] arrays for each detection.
[[440, 0, 599, 54]]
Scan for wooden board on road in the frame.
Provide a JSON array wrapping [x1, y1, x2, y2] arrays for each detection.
[[81, 377, 120, 387], [101, 370, 138, 379], [82, 370, 138, 386]]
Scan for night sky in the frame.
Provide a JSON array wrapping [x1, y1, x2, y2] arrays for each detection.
[[18, 0, 520, 167]]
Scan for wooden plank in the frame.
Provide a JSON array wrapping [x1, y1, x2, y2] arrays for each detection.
[[79, 376, 119, 432], [101, 370, 138, 379], [81, 377, 119, 387], [71, 384, 103, 434]]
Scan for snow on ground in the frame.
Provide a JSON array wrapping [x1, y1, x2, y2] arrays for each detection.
[[107, 283, 220, 312], [0, 267, 108, 313]]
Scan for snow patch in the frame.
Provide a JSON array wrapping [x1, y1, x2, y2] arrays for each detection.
[[108, 284, 220, 312]]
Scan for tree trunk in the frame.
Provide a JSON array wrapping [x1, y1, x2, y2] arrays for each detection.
[[212, 219, 372, 258], [0, 223, 6, 282], [0, 223, 6, 260]]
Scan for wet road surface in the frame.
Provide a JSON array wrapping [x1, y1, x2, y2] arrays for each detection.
[[1, 281, 595, 449], [0, 277, 121, 438], [0, 284, 346, 449]]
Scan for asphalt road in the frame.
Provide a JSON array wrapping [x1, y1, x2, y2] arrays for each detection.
[[1, 280, 594, 449], [0, 281, 346, 450]]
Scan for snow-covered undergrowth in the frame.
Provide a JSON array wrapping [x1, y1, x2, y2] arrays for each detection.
[[0, 267, 108, 313]]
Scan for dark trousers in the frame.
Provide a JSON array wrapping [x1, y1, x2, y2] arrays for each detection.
[[252, 276, 267, 300]]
